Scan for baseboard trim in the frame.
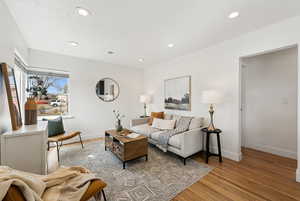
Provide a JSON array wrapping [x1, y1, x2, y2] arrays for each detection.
[[296, 169, 300, 183], [245, 144, 297, 159], [210, 146, 242, 162]]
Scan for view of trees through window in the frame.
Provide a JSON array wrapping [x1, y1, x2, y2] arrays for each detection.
[[27, 73, 69, 116]]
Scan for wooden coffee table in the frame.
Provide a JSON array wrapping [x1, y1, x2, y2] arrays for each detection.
[[105, 129, 148, 169]]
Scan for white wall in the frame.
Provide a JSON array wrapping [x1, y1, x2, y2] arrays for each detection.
[[0, 0, 29, 134], [29, 49, 144, 140], [143, 15, 300, 181], [241, 47, 297, 159]]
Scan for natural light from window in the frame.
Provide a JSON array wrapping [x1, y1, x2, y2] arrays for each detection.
[[27, 73, 69, 116]]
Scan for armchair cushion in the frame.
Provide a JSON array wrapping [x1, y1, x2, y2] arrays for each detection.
[[47, 116, 65, 137]]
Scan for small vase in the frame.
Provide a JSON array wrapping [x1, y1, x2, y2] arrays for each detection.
[[25, 97, 37, 125], [116, 119, 123, 132]]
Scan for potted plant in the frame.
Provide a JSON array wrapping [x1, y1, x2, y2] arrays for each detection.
[[113, 110, 125, 132]]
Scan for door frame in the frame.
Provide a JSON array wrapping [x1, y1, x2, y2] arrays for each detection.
[[238, 44, 299, 181]]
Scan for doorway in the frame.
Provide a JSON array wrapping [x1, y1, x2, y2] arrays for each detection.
[[240, 46, 298, 159]]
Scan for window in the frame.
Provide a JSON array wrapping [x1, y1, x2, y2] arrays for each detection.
[[27, 71, 69, 116], [14, 55, 27, 112]]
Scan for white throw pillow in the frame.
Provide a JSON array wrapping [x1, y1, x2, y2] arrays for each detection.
[[164, 114, 173, 120], [189, 117, 203, 130], [151, 118, 161, 129], [151, 118, 176, 130], [172, 114, 182, 127]]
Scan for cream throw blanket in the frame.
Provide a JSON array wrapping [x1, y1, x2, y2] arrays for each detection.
[[0, 166, 101, 201]]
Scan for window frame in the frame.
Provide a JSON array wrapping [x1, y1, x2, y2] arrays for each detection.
[[26, 71, 70, 117], [14, 53, 71, 117]]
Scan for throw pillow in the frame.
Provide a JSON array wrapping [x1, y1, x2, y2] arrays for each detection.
[[148, 112, 164, 125], [164, 114, 173, 120], [175, 116, 193, 132], [172, 114, 182, 127], [151, 118, 176, 130], [151, 118, 161, 128], [48, 116, 65, 137], [189, 117, 204, 130]]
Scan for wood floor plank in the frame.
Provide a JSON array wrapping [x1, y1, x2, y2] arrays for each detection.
[[173, 148, 300, 201], [188, 182, 233, 201], [76, 138, 300, 201], [201, 174, 267, 201], [212, 168, 298, 201], [217, 161, 300, 197], [242, 147, 297, 169]]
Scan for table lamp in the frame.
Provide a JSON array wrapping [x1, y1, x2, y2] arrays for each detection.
[[140, 95, 151, 117], [201, 90, 223, 131]]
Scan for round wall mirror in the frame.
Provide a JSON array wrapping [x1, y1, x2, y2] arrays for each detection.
[[96, 78, 120, 102]]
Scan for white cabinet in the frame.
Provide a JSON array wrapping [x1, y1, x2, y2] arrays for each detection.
[[0, 122, 48, 174]]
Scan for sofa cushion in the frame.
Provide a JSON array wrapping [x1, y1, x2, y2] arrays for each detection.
[[131, 124, 160, 137], [189, 117, 203, 130], [150, 131, 166, 141], [164, 114, 173, 120], [148, 112, 164, 125], [172, 114, 181, 127], [151, 118, 176, 130], [151, 131, 182, 149], [176, 116, 193, 131], [169, 134, 182, 149]]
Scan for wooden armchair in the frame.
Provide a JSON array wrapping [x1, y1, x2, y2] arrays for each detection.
[[48, 131, 84, 162], [3, 179, 107, 201]]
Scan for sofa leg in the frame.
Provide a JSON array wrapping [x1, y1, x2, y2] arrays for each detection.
[[102, 189, 107, 201], [183, 158, 186, 165]]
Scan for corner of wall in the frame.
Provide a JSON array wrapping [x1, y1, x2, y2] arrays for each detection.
[[296, 168, 300, 183]]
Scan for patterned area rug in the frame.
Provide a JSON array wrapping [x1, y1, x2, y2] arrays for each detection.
[[60, 141, 212, 201]]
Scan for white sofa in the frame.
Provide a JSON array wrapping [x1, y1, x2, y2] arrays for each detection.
[[130, 114, 204, 165]]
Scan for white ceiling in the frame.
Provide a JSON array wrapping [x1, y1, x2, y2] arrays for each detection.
[[4, 0, 300, 68]]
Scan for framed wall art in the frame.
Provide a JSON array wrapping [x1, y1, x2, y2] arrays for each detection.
[[164, 75, 191, 111]]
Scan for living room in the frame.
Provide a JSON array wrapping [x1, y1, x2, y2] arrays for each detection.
[[1, 0, 300, 201]]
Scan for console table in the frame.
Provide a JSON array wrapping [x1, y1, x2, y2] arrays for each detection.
[[0, 122, 48, 174]]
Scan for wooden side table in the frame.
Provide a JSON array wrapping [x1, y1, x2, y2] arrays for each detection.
[[201, 128, 222, 163]]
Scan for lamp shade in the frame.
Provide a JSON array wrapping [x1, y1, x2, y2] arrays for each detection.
[[140, 95, 151, 104], [201, 90, 223, 104]]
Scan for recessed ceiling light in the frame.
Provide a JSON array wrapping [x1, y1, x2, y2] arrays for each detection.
[[107, 51, 115, 54], [68, 41, 79, 47], [138, 58, 144, 62], [76, 7, 91, 16], [168, 43, 174, 48], [228, 11, 239, 19]]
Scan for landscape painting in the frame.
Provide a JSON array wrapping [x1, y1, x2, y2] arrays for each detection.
[[164, 76, 191, 111]]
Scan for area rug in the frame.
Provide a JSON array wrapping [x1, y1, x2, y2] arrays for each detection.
[[60, 141, 212, 201]]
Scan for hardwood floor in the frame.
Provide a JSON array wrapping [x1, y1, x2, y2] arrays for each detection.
[[172, 148, 300, 201], [64, 139, 300, 200]]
